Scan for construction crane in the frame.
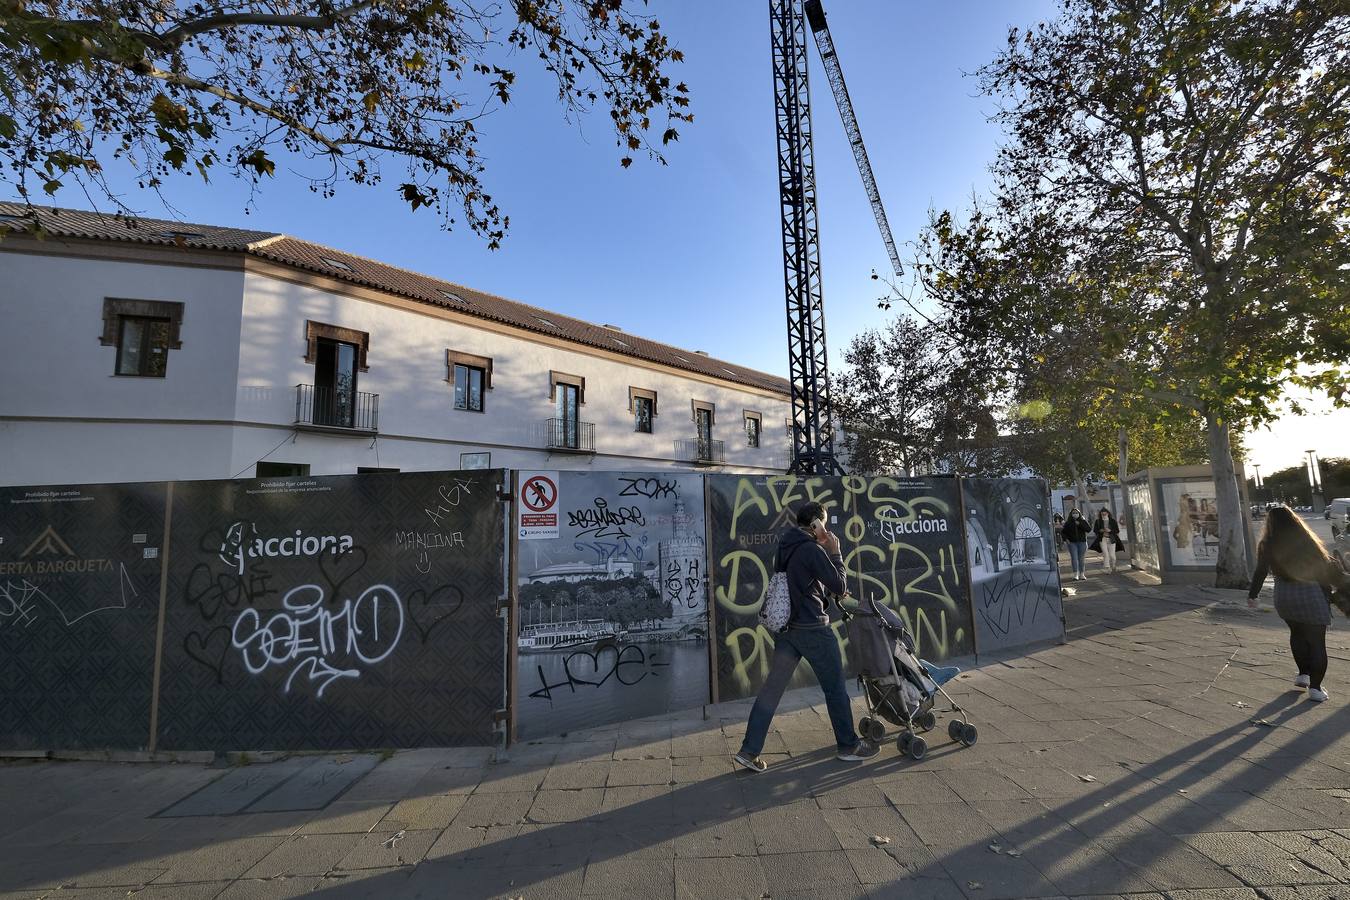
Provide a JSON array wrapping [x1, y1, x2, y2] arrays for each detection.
[[772, 0, 903, 475]]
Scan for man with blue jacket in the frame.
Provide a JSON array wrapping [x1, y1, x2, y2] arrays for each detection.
[[734, 501, 877, 772]]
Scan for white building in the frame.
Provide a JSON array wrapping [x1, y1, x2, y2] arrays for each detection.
[[0, 205, 793, 486]]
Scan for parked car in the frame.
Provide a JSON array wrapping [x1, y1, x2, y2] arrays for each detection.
[[1327, 498, 1350, 530]]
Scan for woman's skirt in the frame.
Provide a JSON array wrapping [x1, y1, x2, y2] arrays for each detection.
[[1274, 577, 1331, 626]]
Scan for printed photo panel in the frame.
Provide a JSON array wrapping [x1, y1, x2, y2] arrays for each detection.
[[961, 477, 1065, 654], [156, 470, 506, 750], [0, 481, 167, 750], [708, 474, 971, 702], [514, 471, 709, 740]]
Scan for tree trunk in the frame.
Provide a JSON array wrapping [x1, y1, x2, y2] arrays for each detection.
[[1205, 414, 1250, 588], [1116, 425, 1130, 517], [1067, 450, 1091, 515]]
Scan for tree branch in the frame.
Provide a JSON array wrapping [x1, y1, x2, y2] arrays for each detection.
[[147, 2, 380, 51]]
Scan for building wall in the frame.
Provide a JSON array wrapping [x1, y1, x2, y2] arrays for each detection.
[[1, 249, 793, 485]]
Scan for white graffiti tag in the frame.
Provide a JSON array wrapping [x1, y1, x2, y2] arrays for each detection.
[[231, 583, 404, 698]]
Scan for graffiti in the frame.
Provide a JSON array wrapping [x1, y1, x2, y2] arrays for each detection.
[[566, 499, 647, 539], [709, 474, 972, 700], [395, 530, 465, 574], [665, 557, 703, 609], [424, 479, 475, 529], [574, 536, 648, 564], [527, 643, 669, 702], [975, 569, 1060, 639], [618, 477, 679, 500], [0, 562, 137, 628], [230, 582, 404, 698]]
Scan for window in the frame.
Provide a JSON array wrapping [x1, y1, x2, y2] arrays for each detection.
[[438, 289, 470, 305], [629, 386, 657, 434], [635, 396, 654, 433], [320, 256, 355, 272], [357, 467, 400, 474], [745, 411, 762, 448], [314, 337, 359, 427], [116, 316, 172, 377], [460, 452, 490, 470], [555, 382, 581, 449], [256, 462, 309, 477], [453, 364, 485, 412], [447, 351, 493, 411], [693, 400, 715, 459], [101, 298, 184, 374]]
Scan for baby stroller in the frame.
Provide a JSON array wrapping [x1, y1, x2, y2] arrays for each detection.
[[846, 595, 977, 760]]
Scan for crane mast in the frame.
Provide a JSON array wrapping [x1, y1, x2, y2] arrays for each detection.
[[771, 0, 841, 476]]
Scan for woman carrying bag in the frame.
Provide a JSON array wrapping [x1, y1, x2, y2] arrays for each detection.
[[1090, 508, 1125, 574], [1061, 508, 1092, 581]]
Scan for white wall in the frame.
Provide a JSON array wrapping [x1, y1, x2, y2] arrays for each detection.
[[0, 252, 244, 422], [236, 271, 793, 474]]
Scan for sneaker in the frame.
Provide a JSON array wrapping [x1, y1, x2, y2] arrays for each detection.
[[1295, 675, 1310, 688], [733, 750, 767, 773], [1309, 688, 1329, 702], [837, 741, 879, 762]]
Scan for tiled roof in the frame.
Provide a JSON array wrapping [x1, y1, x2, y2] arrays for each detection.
[[1, 202, 790, 397]]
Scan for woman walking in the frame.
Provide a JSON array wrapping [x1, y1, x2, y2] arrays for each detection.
[[1091, 508, 1124, 574], [1247, 506, 1337, 702], [1061, 508, 1091, 581]]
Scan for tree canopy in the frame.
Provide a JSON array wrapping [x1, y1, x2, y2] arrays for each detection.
[[903, 0, 1349, 586], [0, 1, 692, 245]]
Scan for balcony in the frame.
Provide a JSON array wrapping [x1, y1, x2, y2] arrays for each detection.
[[294, 384, 379, 435], [677, 438, 725, 465], [542, 417, 595, 454]]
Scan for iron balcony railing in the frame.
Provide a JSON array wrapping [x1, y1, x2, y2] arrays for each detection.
[[544, 417, 594, 452], [295, 384, 379, 432], [677, 437, 725, 464]]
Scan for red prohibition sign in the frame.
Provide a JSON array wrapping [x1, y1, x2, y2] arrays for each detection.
[[521, 475, 557, 512]]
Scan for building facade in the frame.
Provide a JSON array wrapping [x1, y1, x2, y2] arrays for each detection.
[[0, 205, 793, 486]]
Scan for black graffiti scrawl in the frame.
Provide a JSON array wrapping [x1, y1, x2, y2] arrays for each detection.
[[0, 482, 167, 750], [708, 474, 971, 702], [156, 470, 506, 751], [961, 477, 1065, 654]]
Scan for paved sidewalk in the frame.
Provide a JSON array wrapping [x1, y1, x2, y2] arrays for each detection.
[[3, 570, 1349, 899]]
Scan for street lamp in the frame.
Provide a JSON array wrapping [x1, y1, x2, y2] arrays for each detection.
[[1252, 464, 1263, 507], [1306, 449, 1324, 512]]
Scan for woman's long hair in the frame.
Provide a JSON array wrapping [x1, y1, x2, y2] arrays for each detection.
[[1259, 506, 1332, 582]]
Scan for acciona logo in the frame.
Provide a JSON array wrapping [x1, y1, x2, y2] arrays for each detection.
[[219, 521, 354, 574], [887, 518, 949, 534]]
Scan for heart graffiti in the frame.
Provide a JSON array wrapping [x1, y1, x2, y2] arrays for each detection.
[[405, 583, 465, 643], [183, 625, 232, 684]]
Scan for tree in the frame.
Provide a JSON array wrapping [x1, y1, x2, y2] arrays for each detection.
[[926, 0, 1349, 587], [0, 1, 692, 245]]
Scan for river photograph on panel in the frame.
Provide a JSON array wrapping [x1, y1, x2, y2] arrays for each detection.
[[514, 471, 709, 740], [962, 478, 1065, 654]]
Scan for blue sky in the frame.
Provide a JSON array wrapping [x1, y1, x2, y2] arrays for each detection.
[[47, 0, 1345, 475]]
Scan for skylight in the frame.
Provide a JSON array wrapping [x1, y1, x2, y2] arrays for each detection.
[[159, 230, 205, 240], [673, 355, 690, 363], [611, 338, 630, 348], [320, 256, 354, 272], [0, 213, 30, 224], [723, 368, 739, 376], [533, 316, 559, 329], [438, 289, 469, 304]]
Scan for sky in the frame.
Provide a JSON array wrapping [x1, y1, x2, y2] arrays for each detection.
[[41, 0, 1347, 477]]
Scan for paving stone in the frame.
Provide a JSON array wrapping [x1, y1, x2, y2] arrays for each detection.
[[582, 857, 674, 898], [242, 832, 366, 878], [376, 794, 467, 831], [872, 771, 962, 805], [673, 856, 767, 899], [671, 818, 758, 858], [452, 792, 535, 828], [758, 848, 862, 896], [332, 828, 438, 870], [749, 800, 842, 855], [297, 801, 393, 834], [152, 835, 287, 883], [608, 758, 673, 786], [471, 763, 547, 794], [541, 760, 611, 790], [526, 788, 605, 823]]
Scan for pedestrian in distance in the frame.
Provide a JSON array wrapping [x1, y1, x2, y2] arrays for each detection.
[[1052, 513, 1064, 556], [1090, 508, 1124, 574], [1247, 506, 1339, 702], [733, 501, 877, 773], [1061, 507, 1092, 580]]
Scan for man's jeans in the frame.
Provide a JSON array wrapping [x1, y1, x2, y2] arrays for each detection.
[[739, 625, 859, 757]]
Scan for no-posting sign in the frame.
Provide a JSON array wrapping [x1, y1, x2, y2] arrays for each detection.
[[517, 471, 559, 540]]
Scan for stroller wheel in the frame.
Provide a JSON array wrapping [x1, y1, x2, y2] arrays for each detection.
[[948, 719, 964, 742], [959, 724, 978, 747], [896, 732, 912, 754], [917, 711, 937, 732], [908, 736, 928, 760], [867, 719, 886, 742], [859, 716, 873, 737]]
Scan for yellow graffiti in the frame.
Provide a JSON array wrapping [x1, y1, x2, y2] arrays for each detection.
[[716, 550, 769, 616], [728, 479, 770, 541]]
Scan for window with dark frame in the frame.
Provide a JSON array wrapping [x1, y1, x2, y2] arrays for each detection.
[[115, 315, 173, 377], [453, 363, 486, 412], [745, 414, 761, 448], [635, 396, 654, 433], [256, 462, 310, 477]]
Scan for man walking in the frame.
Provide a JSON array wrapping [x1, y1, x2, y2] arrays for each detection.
[[734, 501, 876, 772]]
